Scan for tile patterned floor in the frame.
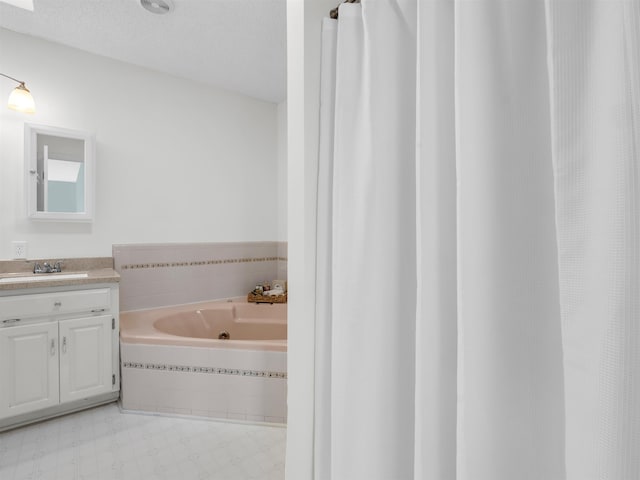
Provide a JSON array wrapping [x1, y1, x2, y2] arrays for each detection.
[[0, 403, 286, 480]]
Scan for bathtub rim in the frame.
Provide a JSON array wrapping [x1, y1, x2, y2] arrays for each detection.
[[120, 297, 287, 352]]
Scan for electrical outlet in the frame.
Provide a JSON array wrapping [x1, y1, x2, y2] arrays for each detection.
[[12, 241, 27, 260]]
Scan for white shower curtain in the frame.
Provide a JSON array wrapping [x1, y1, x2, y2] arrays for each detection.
[[314, 1, 640, 479]]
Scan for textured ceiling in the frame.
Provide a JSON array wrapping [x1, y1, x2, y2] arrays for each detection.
[[0, 0, 286, 103]]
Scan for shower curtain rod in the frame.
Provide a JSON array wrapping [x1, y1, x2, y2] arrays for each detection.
[[330, 0, 360, 19]]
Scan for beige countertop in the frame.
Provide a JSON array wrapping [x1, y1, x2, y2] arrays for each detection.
[[0, 257, 119, 291]]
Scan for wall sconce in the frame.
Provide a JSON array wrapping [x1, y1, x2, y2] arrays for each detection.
[[0, 73, 35, 114]]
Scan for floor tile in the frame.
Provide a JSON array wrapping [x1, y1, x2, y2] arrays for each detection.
[[0, 403, 286, 480]]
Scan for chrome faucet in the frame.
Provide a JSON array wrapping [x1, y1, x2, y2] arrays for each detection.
[[33, 261, 63, 274]]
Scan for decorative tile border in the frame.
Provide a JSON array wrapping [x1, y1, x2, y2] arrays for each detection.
[[123, 362, 287, 379], [121, 257, 287, 270]]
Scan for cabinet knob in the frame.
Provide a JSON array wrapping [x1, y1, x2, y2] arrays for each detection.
[[62, 336, 67, 354], [54, 301, 62, 307], [50, 339, 56, 356]]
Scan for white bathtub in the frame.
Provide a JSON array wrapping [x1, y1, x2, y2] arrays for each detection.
[[119, 299, 287, 423]]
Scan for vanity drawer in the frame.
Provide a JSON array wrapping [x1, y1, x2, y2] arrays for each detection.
[[0, 288, 111, 323]]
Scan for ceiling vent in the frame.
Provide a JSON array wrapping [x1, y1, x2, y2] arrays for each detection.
[[140, 0, 174, 15]]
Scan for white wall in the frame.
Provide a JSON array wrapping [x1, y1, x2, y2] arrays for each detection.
[[0, 27, 280, 260], [285, 1, 335, 479], [277, 100, 288, 242]]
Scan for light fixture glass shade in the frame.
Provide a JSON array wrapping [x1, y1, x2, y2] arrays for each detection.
[[8, 84, 35, 114]]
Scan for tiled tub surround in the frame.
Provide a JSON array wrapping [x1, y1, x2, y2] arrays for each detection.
[[113, 242, 287, 312], [120, 300, 287, 423], [276, 241, 287, 282]]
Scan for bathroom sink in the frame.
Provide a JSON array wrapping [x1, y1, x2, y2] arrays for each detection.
[[0, 273, 89, 284]]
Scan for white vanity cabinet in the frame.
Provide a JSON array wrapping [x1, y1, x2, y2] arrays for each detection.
[[0, 321, 59, 419], [0, 284, 119, 431], [58, 314, 113, 403]]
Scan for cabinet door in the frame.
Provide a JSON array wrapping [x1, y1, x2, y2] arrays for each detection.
[[59, 315, 113, 403], [0, 322, 59, 419]]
